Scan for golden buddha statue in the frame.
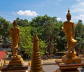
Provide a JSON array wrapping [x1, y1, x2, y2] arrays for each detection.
[[8, 20, 24, 67], [62, 9, 77, 52], [9, 20, 19, 56], [2, 21, 28, 71], [62, 10, 81, 64], [30, 35, 44, 72]]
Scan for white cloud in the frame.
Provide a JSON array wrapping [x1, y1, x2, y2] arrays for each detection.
[[17, 10, 38, 16], [72, 2, 84, 13], [57, 17, 62, 21], [73, 14, 84, 20], [71, 1, 84, 22]]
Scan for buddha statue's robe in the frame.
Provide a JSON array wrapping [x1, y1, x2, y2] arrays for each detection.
[[10, 26, 19, 55], [63, 21, 77, 52]]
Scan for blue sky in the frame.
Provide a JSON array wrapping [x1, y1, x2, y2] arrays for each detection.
[[0, 0, 84, 22]]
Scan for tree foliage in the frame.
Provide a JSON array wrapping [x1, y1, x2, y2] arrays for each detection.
[[0, 16, 10, 48], [15, 18, 29, 26], [0, 15, 84, 57], [30, 15, 65, 55], [75, 20, 84, 52]]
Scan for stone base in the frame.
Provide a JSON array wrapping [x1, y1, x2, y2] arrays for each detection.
[[55, 69, 79, 72], [1, 70, 28, 72], [1, 55, 28, 72], [1, 65, 28, 72], [8, 55, 24, 66], [62, 51, 81, 64], [55, 63, 84, 72]]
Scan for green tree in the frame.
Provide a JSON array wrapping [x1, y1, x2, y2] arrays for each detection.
[[19, 26, 47, 57], [75, 20, 84, 53], [19, 26, 32, 57], [30, 15, 65, 55], [0, 16, 10, 48], [15, 18, 29, 26]]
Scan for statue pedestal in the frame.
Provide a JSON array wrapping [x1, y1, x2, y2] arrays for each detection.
[[55, 51, 83, 72], [55, 63, 84, 72], [1, 66, 28, 72], [1, 55, 28, 72], [62, 51, 81, 64]]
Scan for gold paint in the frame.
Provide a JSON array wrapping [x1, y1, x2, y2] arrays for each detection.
[[62, 10, 81, 64], [30, 35, 44, 72]]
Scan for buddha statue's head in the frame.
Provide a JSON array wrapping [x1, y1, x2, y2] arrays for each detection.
[[66, 9, 71, 21], [13, 20, 17, 27]]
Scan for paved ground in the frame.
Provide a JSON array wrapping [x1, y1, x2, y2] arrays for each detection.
[[29, 65, 84, 72], [43, 65, 59, 72], [28, 65, 59, 72]]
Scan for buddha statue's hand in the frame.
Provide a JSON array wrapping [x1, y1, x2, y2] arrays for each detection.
[[71, 38, 77, 43]]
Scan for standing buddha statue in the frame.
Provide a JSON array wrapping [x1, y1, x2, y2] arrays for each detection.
[[62, 9, 77, 52], [62, 9, 81, 64], [9, 20, 19, 56]]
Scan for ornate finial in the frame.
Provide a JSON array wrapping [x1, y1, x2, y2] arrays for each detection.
[[30, 34, 44, 72], [33, 34, 39, 41], [13, 20, 17, 27], [66, 9, 71, 21], [13, 20, 16, 24], [66, 9, 71, 17], [68, 9, 70, 13]]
